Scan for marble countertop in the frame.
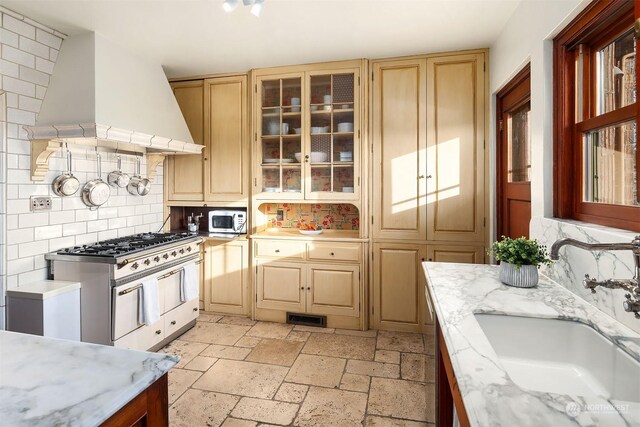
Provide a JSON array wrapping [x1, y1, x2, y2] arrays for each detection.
[[423, 262, 640, 427], [0, 331, 178, 426]]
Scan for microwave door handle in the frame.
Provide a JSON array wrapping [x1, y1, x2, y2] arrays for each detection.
[[232, 213, 238, 232]]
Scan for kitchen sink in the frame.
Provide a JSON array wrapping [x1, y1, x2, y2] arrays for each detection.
[[474, 314, 640, 402]]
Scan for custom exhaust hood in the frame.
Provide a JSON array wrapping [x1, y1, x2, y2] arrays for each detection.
[[25, 32, 202, 180]]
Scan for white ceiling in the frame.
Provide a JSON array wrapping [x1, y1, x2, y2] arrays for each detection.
[[3, 0, 521, 78]]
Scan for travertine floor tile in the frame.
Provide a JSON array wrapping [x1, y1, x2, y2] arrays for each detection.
[[198, 313, 223, 323], [340, 373, 370, 392], [168, 369, 202, 404], [423, 332, 435, 356], [286, 331, 311, 342], [365, 415, 429, 426], [294, 387, 367, 427], [218, 316, 257, 326], [275, 382, 308, 403], [377, 330, 424, 353], [302, 333, 376, 360], [293, 325, 335, 334], [368, 378, 430, 422], [235, 336, 262, 348], [401, 353, 427, 382], [183, 355, 218, 372], [286, 354, 346, 387], [170, 389, 238, 427], [346, 360, 400, 378], [246, 322, 294, 339], [192, 359, 288, 399], [375, 350, 400, 364], [231, 397, 299, 425], [179, 322, 251, 345], [221, 418, 258, 427], [334, 328, 378, 337], [201, 344, 252, 360], [161, 339, 208, 368], [246, 338, 304, 366]]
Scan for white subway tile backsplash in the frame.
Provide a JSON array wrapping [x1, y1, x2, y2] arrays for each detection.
[[75, 208, 99, 222], [6, 168, 31, 184], [18, 212, 48, 228], [35, 84, 46, 99], [49, 48, 58, 62], [75, 233, 98, 246], [7, 244, 18, 261], [98, 207, 118, 219], [1, 44, 35, 67], [49, 210, 75, 225], [7, 228, 33, 244], [7, 107, 35, 126], [7, 257, 34, 276], [87, 219, 108, 233], [33, 254, 47, 270], [34, 224, 62, 240], [18, 95, 41, 112], [61, 197, 86, 210], [19, 240, 48, 257], [18, 268, 47, 286], [63, 222, 86, 236], [49, 236, 75, 251], [2, 15, 35, 39], [126, 216, 142, 227], [98, 230, 118, 241], [117, 227, 136, 237], [6, 198, 29, 214], [35, 56, 54, 74], [0, 59, 19, 78], [2, 75, 35, 97], [35, 28, 62, 49], [0, 28, 19, 47], [6, 214, 18, 230], [108, 217, 127, 229], [19, 35, 49, 59], [19, 65, 49, 86]]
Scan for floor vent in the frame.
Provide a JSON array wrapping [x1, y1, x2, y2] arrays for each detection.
[[286, 312, 327, 328]]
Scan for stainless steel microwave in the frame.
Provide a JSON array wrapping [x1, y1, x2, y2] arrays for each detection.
[[208, 210, 247, 234]]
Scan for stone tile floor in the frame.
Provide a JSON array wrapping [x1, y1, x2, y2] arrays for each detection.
[[160, 313, 436, 427]]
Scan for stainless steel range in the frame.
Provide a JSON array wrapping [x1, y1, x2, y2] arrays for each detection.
[[45, 232, 203, 351]]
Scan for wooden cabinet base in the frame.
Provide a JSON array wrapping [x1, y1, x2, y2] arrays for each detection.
[[101, 374, 169, 427], [436, 322, 470, 427]]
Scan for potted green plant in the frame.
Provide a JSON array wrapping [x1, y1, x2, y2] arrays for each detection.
[[488, 236, 552, 288]]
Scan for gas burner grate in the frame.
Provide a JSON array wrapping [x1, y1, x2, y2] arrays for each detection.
[[56, 232, 194, 257]]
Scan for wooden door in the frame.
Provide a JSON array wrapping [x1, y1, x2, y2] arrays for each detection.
[[205, 240, 249, 315], [426, 244, 485, 264], [372, 59, 427, 240], [204, 76, 248, 202], [307, 264, 359, 317], [372, 243, 427, 332], [496, 65, 532, 239], [256, 261, 305, 312], [167, 81, 204, 201], [426, 53, 486, 243]]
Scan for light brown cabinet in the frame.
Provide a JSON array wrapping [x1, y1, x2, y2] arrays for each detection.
[[166, 74, 248, 204], [203, 239, 249, 315]]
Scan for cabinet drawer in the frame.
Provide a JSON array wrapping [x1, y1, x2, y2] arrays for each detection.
[[307, 242, 360, 262], [165, 299, 199, 337], [114, 318, 164, 351], [255, 240, 306, 259]]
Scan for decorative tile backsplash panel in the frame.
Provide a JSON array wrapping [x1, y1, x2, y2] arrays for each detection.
[[260, 203, 359, 230]]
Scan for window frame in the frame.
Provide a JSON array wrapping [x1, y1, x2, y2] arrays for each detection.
[[554, 0, 640, 232]]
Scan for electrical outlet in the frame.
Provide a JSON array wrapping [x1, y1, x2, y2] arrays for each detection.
[[30, 196, 52, 211], [276, 209, 284, 221]]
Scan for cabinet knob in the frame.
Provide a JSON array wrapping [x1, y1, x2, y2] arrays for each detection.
[[193, 307, 198, 312], [204, 158, 208, 161], [275, 249, 280, 253], [155, 330, 162, 335], [307, 287, 311, 291], [301, 286, 305, 290], [330, 252, 335, 256], [171, 320, 177, 325]]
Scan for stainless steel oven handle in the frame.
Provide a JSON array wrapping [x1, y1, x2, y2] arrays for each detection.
[[117, 258, 202, 295]]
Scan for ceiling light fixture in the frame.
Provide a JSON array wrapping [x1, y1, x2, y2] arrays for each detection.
[[222, 0, 265, 16], [222, 0, 238, 12]]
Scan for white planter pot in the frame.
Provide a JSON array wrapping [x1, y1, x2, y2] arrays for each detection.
[[499, 262, 538, 288]]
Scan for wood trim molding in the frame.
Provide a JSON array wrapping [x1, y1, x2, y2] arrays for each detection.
[[30, 139, 61, 181], [146, 154, 166, 182]]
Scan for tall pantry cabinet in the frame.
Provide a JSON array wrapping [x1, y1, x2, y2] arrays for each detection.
[[370, 51, 488, 332]]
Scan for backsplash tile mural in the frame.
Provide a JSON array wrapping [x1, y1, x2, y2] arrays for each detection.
[[261, 203, 359, 230]]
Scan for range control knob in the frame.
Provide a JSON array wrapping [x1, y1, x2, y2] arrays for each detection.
[[171, 251, 177, 257], [144, 259, 151, 266], [179, 249, 185, 254], [186, 246, 192, 252], [153, 256, 161, 262], [131, 262, 139, 270], [163, 253, 169, 260]]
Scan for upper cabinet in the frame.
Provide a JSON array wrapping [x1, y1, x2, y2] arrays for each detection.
[[166, 74, 249, 205], [371, 52, 487, 245], [253, 62, 363, 202], [167, 81, 205, 201]]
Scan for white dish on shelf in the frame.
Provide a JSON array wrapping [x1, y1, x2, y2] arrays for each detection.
[[310, 152, 328, 163], [343, 186, 354, 193], [284, 189, 301, 192], [281, 159, 294, 163], [264, 187, 279, 192], [263, 159, 280, 163], [299, 229, 323, 236], [294, 152, 302, 162], [311, 126, 329, 134], [337, 122, 354, 132], [294, 128, 302, 134], [310, 105, 319, 111]]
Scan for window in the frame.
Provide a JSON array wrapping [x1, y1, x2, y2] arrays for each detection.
[[554, 0, 640, 231]]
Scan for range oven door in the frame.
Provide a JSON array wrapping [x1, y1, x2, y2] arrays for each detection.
[[112, 256, 200, 342]]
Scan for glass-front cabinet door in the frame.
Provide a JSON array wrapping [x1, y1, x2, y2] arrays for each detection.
[[305, 69, 360, 200], [257, 73, 304, 200]]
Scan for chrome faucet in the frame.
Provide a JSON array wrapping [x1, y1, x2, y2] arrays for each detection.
[[550, 235, 640, 319]]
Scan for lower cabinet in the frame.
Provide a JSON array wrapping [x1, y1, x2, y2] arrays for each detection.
[[372, 242, 484, 332], [256, 261, 360, 317], [203, 239, 250, 315], [253, 238, 364, 328]]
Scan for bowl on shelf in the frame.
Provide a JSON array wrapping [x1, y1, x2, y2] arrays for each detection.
[[337, 122, 354, 132], [311, 126, 328, 134], [264, 187, 279, 193], [339, 151, 353, 162], [294, 152, 302, 162], [299, 229, 323, 236], [342, 186, 354, 193], [294, 128, 302, 134], [309, 152, 328, 163]]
